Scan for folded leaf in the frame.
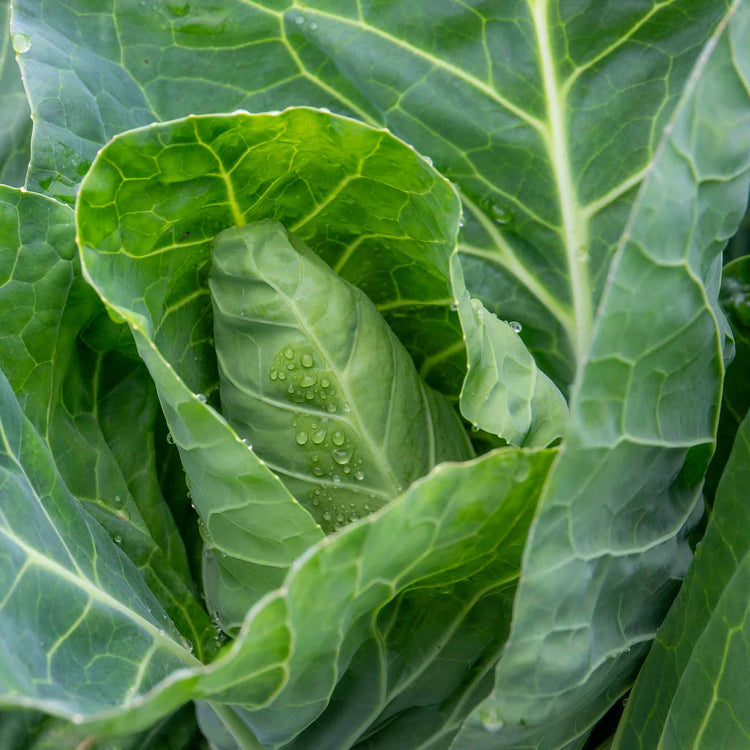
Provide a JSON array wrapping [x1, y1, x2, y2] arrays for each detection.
[[0, 0, 30, 186], [705, 254, 750, 501], [614, 411, 750, 748], [210, 220, 473, 531], [76, 108, 468, 626], [452, 255, 567, 447], [454, 3, 750, 746], [0, 368, 197, 717], [27, 447, 553, 743]]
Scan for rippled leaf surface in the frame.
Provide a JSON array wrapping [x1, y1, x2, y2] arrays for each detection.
[[0, 368, 196, 718], [210, 220, 472, 531], [614, 412, 750, 748], [25, 446, 553, 745], [0, 186, 215, 662], [453, 3, 750, 746], [12, 0, 730, 389]]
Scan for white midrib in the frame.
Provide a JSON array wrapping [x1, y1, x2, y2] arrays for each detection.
[[530, 0, 592, 361]]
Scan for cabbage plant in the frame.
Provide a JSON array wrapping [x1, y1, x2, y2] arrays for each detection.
[[0, 0, 748, 748]]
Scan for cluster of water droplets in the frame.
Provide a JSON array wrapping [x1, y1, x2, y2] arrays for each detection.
[[269, 344, 380, 533]]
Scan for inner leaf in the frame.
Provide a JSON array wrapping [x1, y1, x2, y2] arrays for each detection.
[[210, 220, 473, 531]]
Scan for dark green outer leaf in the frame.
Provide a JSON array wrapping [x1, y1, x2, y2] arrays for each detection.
[[453, 3, 750, 747], [0, 0, 30, 186], [0, 186, 215, 662], [0, 368, 197, 717], [12, 0, 730, 388], [614, 412, 750, 748], [75, 108, 467, 627]]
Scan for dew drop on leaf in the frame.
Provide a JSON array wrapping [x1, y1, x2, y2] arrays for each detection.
[[509, 321, 522, 333], [296, 430, 309, 445], [166, 432, 175, 444], [11, 33, 31, 54], [331, 430, 345, 446]]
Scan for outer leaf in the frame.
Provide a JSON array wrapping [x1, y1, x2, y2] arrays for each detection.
[[76, 108, 467, 627], [452, 255, 567, 447], [453, 3, 750, 747], [614, 412, 750, 748], [210, 220, 472, 531], [0, 186, 215, 661], [0, 703, 204, 750], [0, 0, 30, 186], [0, 368, 197, 717], [704, 254, 750, 501], [12, 0, 730, 388], [23, 446, 554, 745]]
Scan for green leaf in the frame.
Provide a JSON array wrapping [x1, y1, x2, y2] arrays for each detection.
[[210, 220, 473, 531], [705, 254, 750, 501], [0, 367, 197, 717], [0, 186, 215, 662], [453, 3, 750, 746], [0, 0, 30, 186], [0, 703, 204, 750], [76, 108, 469, 627], [29, 446, 554, 744], [12, 0, 731, 389], [452, 255, 568, 447], [614, 412, 750, 748]]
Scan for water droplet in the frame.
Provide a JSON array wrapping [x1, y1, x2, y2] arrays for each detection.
[[286, 363, 295, 370], [450, 300, 458, 311], [11, 33, 31, 54], [284, 347, 294, 359], [332, 473, 342, 483], [278, 371, 286, 380], [350, 511, 359, 521], [489, 203, 513, 225], [309, 21, 318, 30], [114, 534, 123, 544], [312, 497, 319, 506], [167, 2, 190, 16], [333, 446, 353, 465], [187, 490, 192, 499], [288, 384, 295, 394], [458, 215, 465, 227], [424, 155, 433, 166], [480, 706, 503, 731], [180, 636, 193, 652], [355, 469, 365, 480], [299, 372, 317, 387], [270, 369, 278, 380], [320, 378, 330, 388], [294, 14, 305, 25], [509, 321, 522, 333], [312, 429, 326, 444], [331, 430, 345, 446], [326, 403, 337, 412], [197, 393, 207, 403], [323, 511, 331, 521], [471, 424, 480, 433], [113, 495, 122, 504], [363, 503, 371, 511], [312, 465, 325, 477], [301, 353, 314, 367], [296, 430, 308, 445], [166, 432, 175, 444]]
